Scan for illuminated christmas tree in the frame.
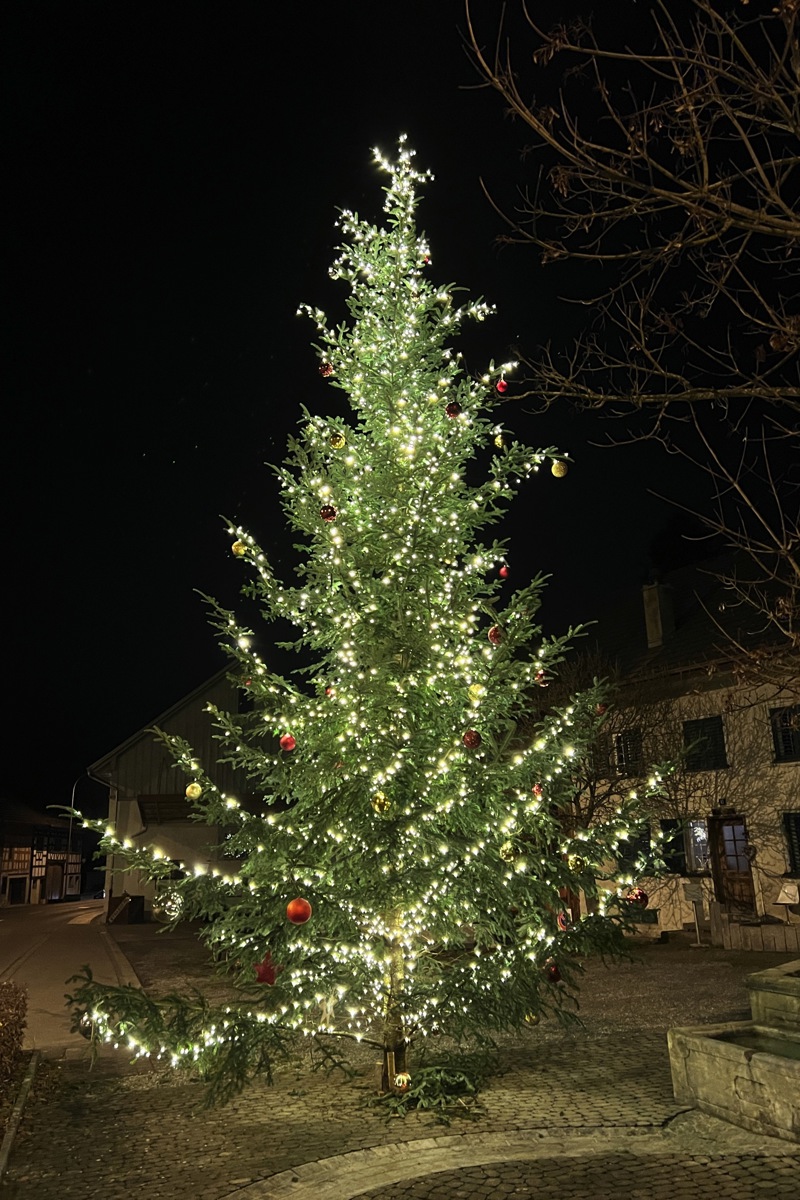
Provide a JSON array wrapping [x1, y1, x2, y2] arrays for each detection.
[[71, 138, 662, 1104]]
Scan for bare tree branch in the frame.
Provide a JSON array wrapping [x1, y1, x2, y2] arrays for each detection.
[[466, 0, 800, 675]]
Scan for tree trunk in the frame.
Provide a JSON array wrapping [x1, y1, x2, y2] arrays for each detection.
[[380, 933, 407, 1092]]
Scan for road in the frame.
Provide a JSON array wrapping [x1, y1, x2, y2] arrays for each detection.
[[0, 901, 139, 1056]]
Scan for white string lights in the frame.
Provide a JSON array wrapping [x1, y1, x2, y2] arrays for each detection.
[[69, 138, 664, 1097]]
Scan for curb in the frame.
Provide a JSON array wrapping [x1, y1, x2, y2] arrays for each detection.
[[99, 927, 143, 989], [0, 1050, 40, 1184], [224, 1124, 800, 1200]]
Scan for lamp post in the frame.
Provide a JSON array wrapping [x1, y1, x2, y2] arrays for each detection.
[[67, 771, 88, 897]]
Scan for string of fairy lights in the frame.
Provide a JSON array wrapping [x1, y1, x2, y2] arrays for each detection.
[[72, 136, 666, 1080]]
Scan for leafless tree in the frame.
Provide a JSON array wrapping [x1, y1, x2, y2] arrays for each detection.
[[465, 0, 800, 684]]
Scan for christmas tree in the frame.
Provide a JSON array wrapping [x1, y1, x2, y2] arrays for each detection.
[[71, 138, 662, 1105]]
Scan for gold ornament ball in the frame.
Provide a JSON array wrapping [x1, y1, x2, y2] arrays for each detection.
[[185, 782, 203, 801], [494, 434, 506, 449], [394, 1072, 411, 1092], [231, 540, 247, 557], [499, 840, 515, 863], [329, 432, 346, 450], [524, 1012, 541, 1026], [468, 683, 485, 703], [551, 460, 569, 478], [371, 791, 391, 814]]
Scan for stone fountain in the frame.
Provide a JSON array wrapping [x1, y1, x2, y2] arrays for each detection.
[[668, 959, 800, 1142]]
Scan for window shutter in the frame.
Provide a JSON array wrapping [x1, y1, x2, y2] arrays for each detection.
[[782, 812, 800, 874], [660, 818, 686, 873]]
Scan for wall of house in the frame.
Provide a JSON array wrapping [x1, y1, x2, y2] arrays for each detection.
[[105, 791, 225, 915], [100, 674, 252, 917], [630, 681, 799, 934]]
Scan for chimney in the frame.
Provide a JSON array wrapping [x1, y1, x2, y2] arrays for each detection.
[[642, 582, 675, 648]]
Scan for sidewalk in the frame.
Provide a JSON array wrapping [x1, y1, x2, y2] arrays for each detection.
[[1, 927, 798, 1199]]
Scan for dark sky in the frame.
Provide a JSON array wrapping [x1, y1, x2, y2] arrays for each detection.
[[4, 1, 674, 815]]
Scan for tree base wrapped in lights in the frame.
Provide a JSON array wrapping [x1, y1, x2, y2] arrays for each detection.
[[68, 138, 665, 1107]]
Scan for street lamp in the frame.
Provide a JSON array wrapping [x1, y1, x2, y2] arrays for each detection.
[[67, 770, 89, 896]]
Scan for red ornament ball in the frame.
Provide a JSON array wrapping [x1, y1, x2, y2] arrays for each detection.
[[445, 401, 462, 419], [545, 960, 562, 983], [596, 703, 607, 716], [496, 378, 508, 394], [627, 887, 649, 909], [462, 729, 482, 749], [557, 910, 571, 932], [320, 505, 337, 523], [532, 783, 543, 797], [319, 362, 334, 378], [279, 734, 296, 752], [499, 565, 510, 579], [286, 897, 313, 925], [253, 951, 281, 985], [488, 625, 503, 646]]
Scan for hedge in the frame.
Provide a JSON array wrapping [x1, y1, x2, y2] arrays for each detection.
[[0, 982, 27, 1088]]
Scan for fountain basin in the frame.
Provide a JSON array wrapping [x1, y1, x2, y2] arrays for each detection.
[[668, 1021, 800, 1143], [746, 959, 800, 1031]]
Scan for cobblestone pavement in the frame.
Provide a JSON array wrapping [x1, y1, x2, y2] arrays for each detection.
[[357, 1149, 800, 1199], [2, 931, 798, 1199]]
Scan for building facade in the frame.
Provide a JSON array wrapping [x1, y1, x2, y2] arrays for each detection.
[[585, 576, 800, 950], [91, 669, 251, 918], [0, 802, 82, 905]]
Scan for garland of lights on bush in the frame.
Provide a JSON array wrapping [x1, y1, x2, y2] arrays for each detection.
[[68, 137, 665, 1105]]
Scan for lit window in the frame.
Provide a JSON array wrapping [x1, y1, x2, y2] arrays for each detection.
[[686, 819, 711, 872], [661, 818, 711, 874]]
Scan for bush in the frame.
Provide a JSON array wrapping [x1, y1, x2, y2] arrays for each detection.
[[0, 982, 27, 1088]]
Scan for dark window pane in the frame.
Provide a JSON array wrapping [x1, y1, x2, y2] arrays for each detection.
[[771, 706, 800, 763], [589, 734, 611, 778], [615, 728, 643, 775], [617, 827, 651, 871], [683, 716, 728, 771]]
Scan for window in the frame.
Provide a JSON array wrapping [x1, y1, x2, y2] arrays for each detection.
[[686, 819, 711, 872], [721, 820, 750, 873], [615, 728, 644, 776], [590, 728, 643, 777], [589, 735, 611, 778], [771, 706, 800, 763], [616, 826, 651, 872], [783, 813, 800, 874], [683, 716, 728, 771], [661, 818, 711, 874]]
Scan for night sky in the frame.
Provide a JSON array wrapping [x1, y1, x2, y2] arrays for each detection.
[[5, 1, 675, 815]]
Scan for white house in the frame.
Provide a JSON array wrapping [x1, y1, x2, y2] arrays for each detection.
[[90, 669, 251, 920]]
